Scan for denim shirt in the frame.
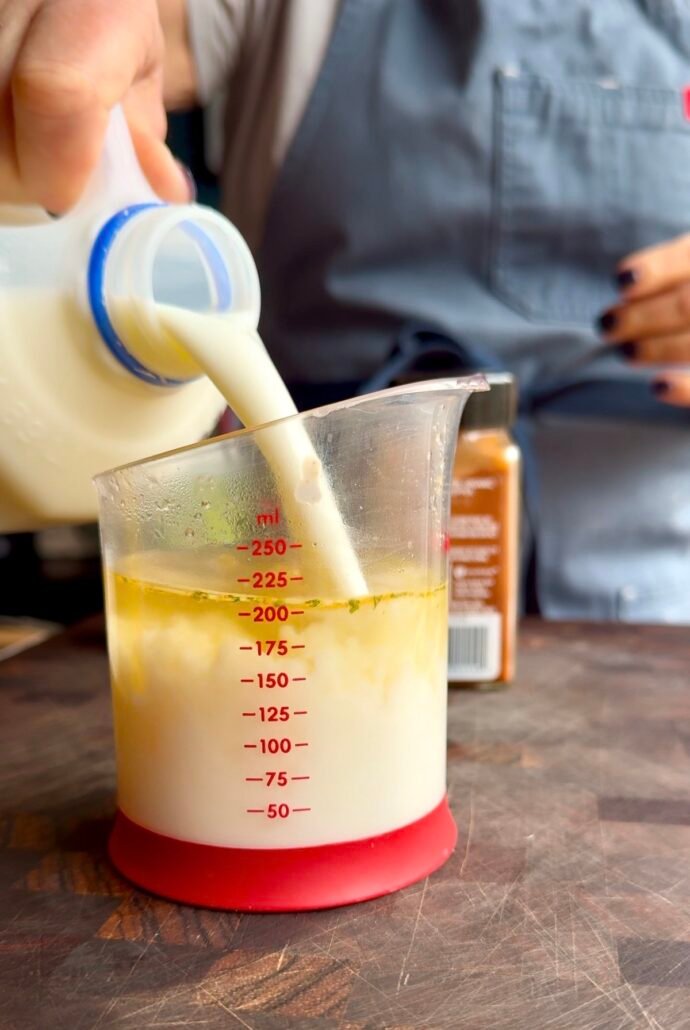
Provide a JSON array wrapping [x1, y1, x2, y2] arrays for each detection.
[[258, 0, 690, 622]]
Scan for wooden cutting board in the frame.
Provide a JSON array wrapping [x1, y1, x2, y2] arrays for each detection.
[[0, 617, 689, 1029]]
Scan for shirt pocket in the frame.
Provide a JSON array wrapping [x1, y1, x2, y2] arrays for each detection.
[[490, 69, 690, 325]]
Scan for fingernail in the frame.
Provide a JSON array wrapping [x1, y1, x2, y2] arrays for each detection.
[[653, 379, 670, 397], [176, 160, 197, 203], [597, 309, 617, 333], [619, 341, 637, 358], [615, 267, 639, 290]]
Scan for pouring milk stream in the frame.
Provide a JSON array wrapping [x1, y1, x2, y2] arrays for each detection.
[[0, 106, 366, 598]]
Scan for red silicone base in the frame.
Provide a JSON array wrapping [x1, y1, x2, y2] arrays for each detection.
[[109, 797, 457, 911]]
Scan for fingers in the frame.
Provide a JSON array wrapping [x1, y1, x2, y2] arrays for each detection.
[[619, 333, 690, 365], [598, 282, 690, 343], [616, 232, 690, 300], [0, 0, 43, 202], [651, 372, 690, 407], [10, 0, 165, 211], [124, 79, 192, 204], [128, 122, 194, 204]]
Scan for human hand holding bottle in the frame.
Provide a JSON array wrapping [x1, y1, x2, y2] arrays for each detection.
[[0, 0, 195, 212]]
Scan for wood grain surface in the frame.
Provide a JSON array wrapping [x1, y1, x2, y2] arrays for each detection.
[[1, 617, 689, 1029]]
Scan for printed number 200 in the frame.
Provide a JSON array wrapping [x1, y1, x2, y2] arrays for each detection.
[[253, 605, 288, 623]]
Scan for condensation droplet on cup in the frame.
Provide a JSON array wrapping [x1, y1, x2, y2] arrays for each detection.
[[184, 528, 194, 538], [201, 500, 211, 510]]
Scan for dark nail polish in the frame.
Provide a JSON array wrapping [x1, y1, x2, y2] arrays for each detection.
[[176, 160, 197, 203], [597, 310, 617, 333], [653, 380, 670, 397], [616, 267, 639, 290], [619, 341, 637, 358]]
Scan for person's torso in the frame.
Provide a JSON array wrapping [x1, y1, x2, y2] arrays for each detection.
[[255, 0, 690, 392], [250, 0, 690, 623]]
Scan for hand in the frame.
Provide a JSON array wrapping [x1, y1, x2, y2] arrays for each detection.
[[0, 0, 191, 212], [597, 233, 690, 407]]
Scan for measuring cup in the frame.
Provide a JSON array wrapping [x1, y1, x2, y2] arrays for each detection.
[[95, 377, 484, 911]]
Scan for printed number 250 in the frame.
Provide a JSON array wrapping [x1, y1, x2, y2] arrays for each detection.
[[252, 538, 287, 556]]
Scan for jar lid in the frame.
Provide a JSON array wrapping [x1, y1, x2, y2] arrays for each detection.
[[461, 372, 517, 430]]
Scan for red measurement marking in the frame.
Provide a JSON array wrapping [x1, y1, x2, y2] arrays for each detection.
[[241, 678, 254, 683], [294, 710, 308, 715], [292, 808, 312, 813], [237, 577, 251, 584], [295, 742, 309, 748], [291, 610, 305, 616], [289, 543, 303, 549], [291, 644, 305, 650], [245, 777, 263, 782], [236, 545, 249, 551], [246, 808, 265, 814], [290, 576, 304, 582], [238, 612, 251, 618], [292, 677, 307, 682], [291, 775, 310, 781], [242, 712, 256, 717], [239, 646, 252, 651], [256, 507, 281, 527], [243, 743, 257, 749]]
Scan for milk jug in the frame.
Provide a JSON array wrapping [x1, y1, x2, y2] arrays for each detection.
[[0, 107, 260, 533]]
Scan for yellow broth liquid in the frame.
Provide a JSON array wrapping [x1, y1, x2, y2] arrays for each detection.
[[105, 553, 448, 848]]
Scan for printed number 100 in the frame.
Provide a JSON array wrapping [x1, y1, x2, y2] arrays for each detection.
[[259, 738, 291, 754]]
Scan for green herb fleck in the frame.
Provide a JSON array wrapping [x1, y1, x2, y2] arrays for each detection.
[[348, 599, 360, 614], [305, 599, 321, 608], [372, 595, 383, 609]]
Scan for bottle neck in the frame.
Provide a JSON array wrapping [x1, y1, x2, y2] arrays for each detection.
[[87, 203, 261, 387], [88, 204, 184, 386]]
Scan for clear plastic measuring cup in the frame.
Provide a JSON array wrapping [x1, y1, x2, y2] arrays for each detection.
[[95, 377, 484, 911]]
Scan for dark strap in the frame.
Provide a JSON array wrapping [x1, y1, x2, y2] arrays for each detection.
[[356, 323, 505, 395], [357, 322, 539, 525]]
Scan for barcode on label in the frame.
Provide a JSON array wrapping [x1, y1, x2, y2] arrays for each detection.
[[448, 612, 501, 681]]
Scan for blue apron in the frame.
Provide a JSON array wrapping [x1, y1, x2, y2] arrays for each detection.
[[256, 0, 690, 622]]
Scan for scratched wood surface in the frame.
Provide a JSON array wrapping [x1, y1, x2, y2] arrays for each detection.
[[1, 617, 690, 1030]]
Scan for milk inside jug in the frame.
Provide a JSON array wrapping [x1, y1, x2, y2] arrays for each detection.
[[0, 107, 262, 533]]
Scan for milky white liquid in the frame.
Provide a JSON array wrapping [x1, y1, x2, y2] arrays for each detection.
[[0, 291, 225, 531], [112, 302, 367, 599], [100, 302, 448, 848], [107, 556, 448, 848]]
